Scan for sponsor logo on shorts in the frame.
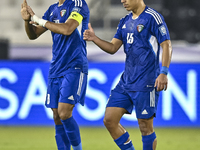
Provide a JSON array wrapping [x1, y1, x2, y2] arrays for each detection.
[[141, 109, 148, 115], [68, 95, 74, 100]]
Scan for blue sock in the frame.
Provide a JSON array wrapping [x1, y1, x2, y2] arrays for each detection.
[[61, 117, 82, 150], [114, 132, 135, 150], [55, 125, 71, 150], [142, 132, 156, 150]]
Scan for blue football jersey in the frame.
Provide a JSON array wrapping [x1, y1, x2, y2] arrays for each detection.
[[42, 0, 90, 78], [114, 6, 170, 91]]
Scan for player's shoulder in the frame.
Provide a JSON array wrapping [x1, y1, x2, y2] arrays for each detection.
[[68, 0, 88, 7], [144, 6, 162, 16], [50, 1, 59, 7], [144, 6, 164, 25], [48, 1, 59, 10], [68, 0, 89, 13], [119, 12, 132, 24]]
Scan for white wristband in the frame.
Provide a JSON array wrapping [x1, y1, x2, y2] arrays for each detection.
[[31, 15, 47, 27]]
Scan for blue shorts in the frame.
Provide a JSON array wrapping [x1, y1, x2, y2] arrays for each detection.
[[45, 70, 87, 108], [106, 85, 160, 119]]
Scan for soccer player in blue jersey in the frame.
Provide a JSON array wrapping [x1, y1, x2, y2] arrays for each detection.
[[21, 0, 89, 149], [84, 0, 172, 150]]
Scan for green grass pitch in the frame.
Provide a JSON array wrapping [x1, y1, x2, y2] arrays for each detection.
[[0, 126, 200, 150]]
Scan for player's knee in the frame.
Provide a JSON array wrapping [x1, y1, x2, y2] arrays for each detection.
[[58, 108, 72, 120], [138, 120, 153, 136], [52, 110, 61, 124], [53, 113, 60, 121], [58, 112, 72, 120], [139, 122, 148, 135], [103, 117, 115, 129], [58, 105, 73, 120]]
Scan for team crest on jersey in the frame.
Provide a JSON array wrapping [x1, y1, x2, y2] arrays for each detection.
[[60, 9, 66, 17], [137, 24, 144, 33]]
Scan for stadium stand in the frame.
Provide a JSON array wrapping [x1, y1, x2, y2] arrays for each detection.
[[0, 0, 199, 44], [0, 0, 199, 61]]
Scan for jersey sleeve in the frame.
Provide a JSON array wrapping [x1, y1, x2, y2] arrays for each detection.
[[68, 11, 83, 24], [70, 0, 89, 20], [150, 13, 170, 44], [114, 18, 124, 41]]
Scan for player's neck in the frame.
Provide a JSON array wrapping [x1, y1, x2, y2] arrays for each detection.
[[132, 3, 146, 19], [58, 0, 65, 6]]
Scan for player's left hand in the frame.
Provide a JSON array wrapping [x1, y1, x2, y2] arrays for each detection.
[[83, 23, 96, 41], [154, 74, 168, 91]]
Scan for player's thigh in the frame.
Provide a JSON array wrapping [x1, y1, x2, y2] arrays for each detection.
[[104, 107, 127, 124], [58, 103, 74, 119]]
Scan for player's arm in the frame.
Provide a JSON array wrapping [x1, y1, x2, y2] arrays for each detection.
[[24, 21, 47, 40], [28, 6, 82, 36], [83, 23, 122, 54], [154, 40, 172, 91], [160, 40, 172, 68], [44, 11, 81, 35], [21, 0, 47, 40]]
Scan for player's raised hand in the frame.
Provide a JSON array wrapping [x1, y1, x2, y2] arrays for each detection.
[[83, 23, 96, 41], [26, 6, 38, 25], [27, 5, 35, 17], [21, 0, 31, 21], [154, 74, 168, 91]]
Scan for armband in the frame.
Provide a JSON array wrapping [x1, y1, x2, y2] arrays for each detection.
[[160, 66, 169, 75], [68, 11, 83, 25], [31, 15, 47, 27]]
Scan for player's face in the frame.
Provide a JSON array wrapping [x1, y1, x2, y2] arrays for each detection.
[[121, 0, 140, 11]]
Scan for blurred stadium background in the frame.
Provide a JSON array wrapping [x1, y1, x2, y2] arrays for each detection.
[[0, 0, 200, 149], [0, 0, 200, 61]]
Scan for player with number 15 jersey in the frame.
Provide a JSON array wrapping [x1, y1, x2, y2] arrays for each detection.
[[83, 1, 172, 149], [115, 6, 170, 92]]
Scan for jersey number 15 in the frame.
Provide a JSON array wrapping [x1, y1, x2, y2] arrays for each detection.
[[127, 33, 134, 44]]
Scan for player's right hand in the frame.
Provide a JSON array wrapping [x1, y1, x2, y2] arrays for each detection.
[[27, 6, 35, 17], [154, 73, 168, 91], [21, 0, 31, 21], [83, 23, 96, 41]]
